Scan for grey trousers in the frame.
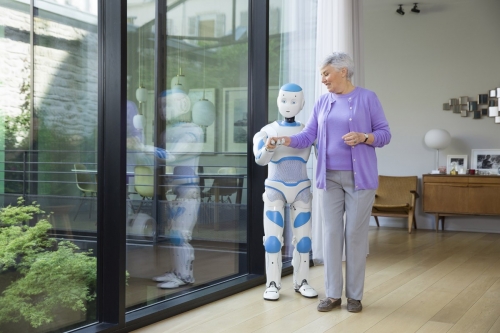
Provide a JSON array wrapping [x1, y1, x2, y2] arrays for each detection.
[[318, 170, 375, 301]]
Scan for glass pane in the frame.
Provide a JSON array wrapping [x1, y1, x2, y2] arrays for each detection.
[[0, 0, 98, 332], [267, 0, 317, 264], [126, 0, 249, 311]]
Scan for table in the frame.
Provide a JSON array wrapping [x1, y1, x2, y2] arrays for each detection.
[[166, 172, 245, 231], [73, 168, 246, 231]]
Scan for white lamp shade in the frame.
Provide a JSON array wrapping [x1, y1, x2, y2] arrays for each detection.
[[136, 87, 148, 103], [424, 129, 451, 149], [133, 114, 145, 130], [192, 99, 215, 126], [170, 75, 189, 93]]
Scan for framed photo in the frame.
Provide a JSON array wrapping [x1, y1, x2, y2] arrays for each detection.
[[447, 155, 467, 174], [471, 149, 500, 174], [188, 88, 216, 153], [478, 94, 488, 104], [223, 87, 248, 153]]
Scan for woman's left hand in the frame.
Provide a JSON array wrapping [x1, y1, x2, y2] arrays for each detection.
[[342, 132, 362, 146]]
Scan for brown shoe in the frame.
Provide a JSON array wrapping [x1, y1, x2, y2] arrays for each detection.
[[347, 298, 362, 312], [317, 297, 341, 312]]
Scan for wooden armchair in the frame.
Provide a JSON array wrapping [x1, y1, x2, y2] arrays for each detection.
[[371, 175, 419, 234]]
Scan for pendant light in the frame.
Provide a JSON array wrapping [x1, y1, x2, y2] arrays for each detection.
[[134, 27, 146, 131], [192, 45, 215, 127], [171, 38, 189, 93]]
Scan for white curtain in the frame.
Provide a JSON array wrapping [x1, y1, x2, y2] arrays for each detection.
[[280, 0, 318, 123], [278, 0, 319, 258], [311, 0, 365, 265]]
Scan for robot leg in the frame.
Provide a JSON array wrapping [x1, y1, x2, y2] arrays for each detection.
[[262, 193, 285, 301], [169, 185, 200, 237], [156, 240, 195, 289], [156, 189, 198, 289], [290, 197, 317, 298]]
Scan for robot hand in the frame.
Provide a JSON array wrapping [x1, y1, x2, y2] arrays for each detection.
[[267, 137, 286, 150], [271, 138, 285, 146]]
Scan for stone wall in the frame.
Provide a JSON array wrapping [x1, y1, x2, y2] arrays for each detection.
[[0, 6, 98, 147]]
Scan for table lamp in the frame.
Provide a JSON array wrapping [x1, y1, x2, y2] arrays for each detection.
[[424, 129, 451, 174]]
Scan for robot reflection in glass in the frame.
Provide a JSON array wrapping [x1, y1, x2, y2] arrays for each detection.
[[252, 83, 318, 301], [152, 89, 204, 289]]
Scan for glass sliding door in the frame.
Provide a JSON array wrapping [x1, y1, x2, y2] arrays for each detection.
[[125, 0, 249, 311], [0, 0, 99, 332]]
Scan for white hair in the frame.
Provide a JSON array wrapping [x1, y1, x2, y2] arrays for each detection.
[[321, 52, 354, 80]]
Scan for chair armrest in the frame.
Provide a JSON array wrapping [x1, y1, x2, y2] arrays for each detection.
[[410, 190, 419, 199], [372, 203, 410, 209]]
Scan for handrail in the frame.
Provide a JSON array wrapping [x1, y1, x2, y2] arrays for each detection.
[[0, 149, 248, 199]]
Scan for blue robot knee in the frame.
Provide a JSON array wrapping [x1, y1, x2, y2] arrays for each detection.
[[295, 236, 312, 253], [169, 230, 185, 246], [264, 236, 282, 253]]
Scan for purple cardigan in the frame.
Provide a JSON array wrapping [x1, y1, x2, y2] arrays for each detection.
[[289, 87, 391, 190]]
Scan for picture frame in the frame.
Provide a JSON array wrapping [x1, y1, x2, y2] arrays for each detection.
[[223, 87, 248, 153], [478, 94, 488, 104], [188, 88, 216, 154], [221, 86, 280, 153], [471, 149, 500, 174], [446, 154, 467, 174]]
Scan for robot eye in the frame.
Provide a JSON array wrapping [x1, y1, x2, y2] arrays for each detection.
[[291, 100, 296, 105], [281, 98, 286, 104]]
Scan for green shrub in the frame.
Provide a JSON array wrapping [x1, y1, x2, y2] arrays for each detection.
[[0, 198, 96, 329]]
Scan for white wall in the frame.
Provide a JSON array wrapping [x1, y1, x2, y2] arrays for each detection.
[[363, 0, 500, 232]]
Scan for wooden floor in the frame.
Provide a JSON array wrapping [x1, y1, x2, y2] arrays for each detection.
[[132, 227, 500, 333]]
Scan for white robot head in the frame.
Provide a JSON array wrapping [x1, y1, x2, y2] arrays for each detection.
[[160, 88, 191, 121], [276, 83, 305, 119]]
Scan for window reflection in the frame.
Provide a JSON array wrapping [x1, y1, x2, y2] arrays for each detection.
[[0, 0, 98, 332], [126, 0, 249, 311]]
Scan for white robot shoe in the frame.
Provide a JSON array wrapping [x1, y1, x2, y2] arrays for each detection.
[[295, 279, 318, 298], [263, 281, 280, 301], [156, 275, 189, 289], [152, 272, 177, 282]]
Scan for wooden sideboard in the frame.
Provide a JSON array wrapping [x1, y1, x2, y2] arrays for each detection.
[[422, 174, 500, 231]]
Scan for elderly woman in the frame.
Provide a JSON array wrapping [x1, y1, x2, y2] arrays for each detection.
[[266, 52, 391, 313]]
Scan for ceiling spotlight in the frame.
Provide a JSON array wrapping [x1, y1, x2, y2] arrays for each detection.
[[411, 3, 420, 13], [396, 4, 405, 15]]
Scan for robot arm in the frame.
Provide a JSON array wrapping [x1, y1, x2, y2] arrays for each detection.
[[253, 130, 275, 166], [165, 124, 204, 164]]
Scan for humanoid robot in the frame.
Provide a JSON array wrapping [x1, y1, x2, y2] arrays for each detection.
[[252, 83, 317, 301], [152, 89, 204, 289]]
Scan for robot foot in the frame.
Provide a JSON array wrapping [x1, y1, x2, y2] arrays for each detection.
[[152, 272, 177, 282], [154, 272, 193, 289], [295, 279, 318, 298], [263, 281, 280, 301], [157, 276, 192, 289]]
